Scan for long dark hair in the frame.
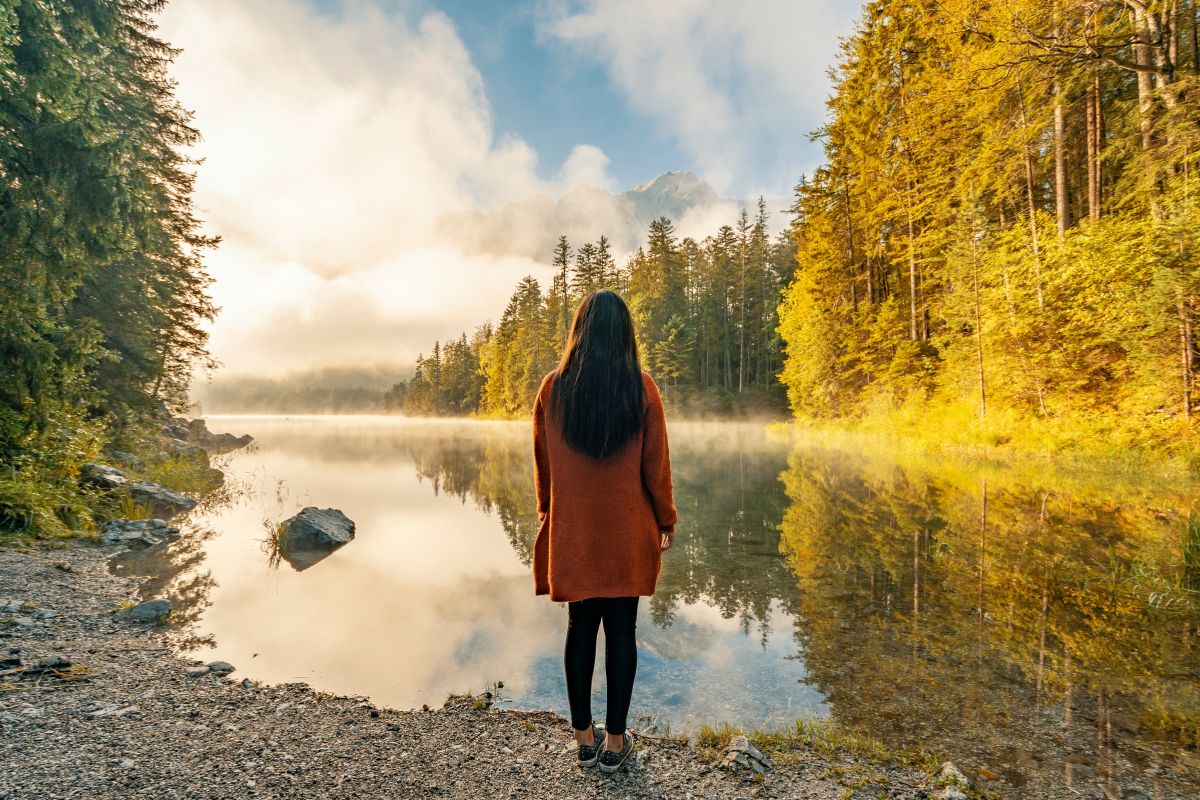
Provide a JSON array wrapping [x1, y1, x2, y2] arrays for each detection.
[[549, 290, 644, 459]]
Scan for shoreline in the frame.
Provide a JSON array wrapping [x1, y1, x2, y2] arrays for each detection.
[[0, 542, 948, 799]]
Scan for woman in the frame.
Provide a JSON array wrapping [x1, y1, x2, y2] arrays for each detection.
[[531, 289, 677, 774]]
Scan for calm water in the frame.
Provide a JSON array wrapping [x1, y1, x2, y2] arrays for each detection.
[[112, 416, 1200, 799]]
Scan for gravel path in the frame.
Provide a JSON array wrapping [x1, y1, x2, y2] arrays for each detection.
[[0, 545, 939, 799]]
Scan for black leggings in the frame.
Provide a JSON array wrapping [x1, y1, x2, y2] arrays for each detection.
[[564, 596, 639, 735]]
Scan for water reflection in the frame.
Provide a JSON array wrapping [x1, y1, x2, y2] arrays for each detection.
[[110, 416, 1200, 799], [779, 448, 1200, 797]]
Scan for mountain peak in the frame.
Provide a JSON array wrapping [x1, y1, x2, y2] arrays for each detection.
[[629, 170, 708, 195], [621, 171, 720, 222]]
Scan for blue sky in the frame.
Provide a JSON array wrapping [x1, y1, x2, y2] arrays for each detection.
[[307, 0, 862, 197]]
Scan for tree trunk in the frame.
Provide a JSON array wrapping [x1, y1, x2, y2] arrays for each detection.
[[1053, 82, 1069, 235], [1017, 87, 1046, 309], [906, 191, 920, 339], [738, 247, 746, 394], [1087, 68, 1102, 220], [971, 234, 987, 420], [1191, 0, 1199, 74], [1053, 7, 1069, 236], [1132, 7, 1157, 151]]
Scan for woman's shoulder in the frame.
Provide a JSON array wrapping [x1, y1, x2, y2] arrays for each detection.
[[535, 369, 558, 403], [640, 370, 662, 401]]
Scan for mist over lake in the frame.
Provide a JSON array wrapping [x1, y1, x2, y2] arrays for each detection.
[[111, 415, 1200, 800]]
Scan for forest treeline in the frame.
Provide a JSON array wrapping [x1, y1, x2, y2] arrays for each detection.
[[778, 0, 1200, 453], [0, 2, 214, 534], [390, 0, 1200, 456], [384, 211, 799, 418]]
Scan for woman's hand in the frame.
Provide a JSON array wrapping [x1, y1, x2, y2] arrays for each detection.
[[660, 531, 674, 551]]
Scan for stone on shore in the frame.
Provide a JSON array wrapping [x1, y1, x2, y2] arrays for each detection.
[[122, 598, 172, 624], [79, 465, 196, 520], [939, 761, 971, 787], [100, 519, 181, 548], [276, 507, 355, 571], [80, 464, 127, 490], [128, 481, 196, 519], [720, 735, 773, 776]]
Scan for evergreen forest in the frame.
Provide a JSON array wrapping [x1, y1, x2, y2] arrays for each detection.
[[389, 0, 1200, 461], [384, 213, 798, 418], [1, 1, 216, 535]]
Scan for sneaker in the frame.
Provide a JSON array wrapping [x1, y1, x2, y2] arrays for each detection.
[[598, 730, 634, 773], [576, 724, 602, 769]]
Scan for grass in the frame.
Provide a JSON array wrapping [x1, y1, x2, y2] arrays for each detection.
[[260, 517, 286, 569], [694, 718, 919, 768], [692, 718, 995, 798], [0, 471, 96, 543], [773, 395, 1200, 481], [138, 452, 225, 496], [0, 405, 238, 544]]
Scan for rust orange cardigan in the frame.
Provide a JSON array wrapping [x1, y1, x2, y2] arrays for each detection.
[[532, 369, 678, 602]]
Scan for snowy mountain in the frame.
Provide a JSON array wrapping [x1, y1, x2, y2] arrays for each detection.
[[440, 170, 776, 261], [619, 171, 722, 224]]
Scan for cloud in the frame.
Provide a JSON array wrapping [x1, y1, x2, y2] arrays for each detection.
[[159, 0, 791, 380], [160, 0, 624, 376], [539, 0, 857, 194]]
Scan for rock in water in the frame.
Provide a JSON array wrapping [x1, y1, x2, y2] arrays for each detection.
[[277, 507, 355, 571]]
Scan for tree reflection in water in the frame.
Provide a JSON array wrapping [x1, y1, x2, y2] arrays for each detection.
[[778, 446, 1200, 797], [113, 419, 1199, 799]]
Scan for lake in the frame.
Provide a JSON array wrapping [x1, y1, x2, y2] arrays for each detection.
[[111, 416, 1200, 799]]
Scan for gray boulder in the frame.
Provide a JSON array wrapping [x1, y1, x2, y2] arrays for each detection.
[[80, 464, 127, 490], [101, 519, 180, 548], [108, 451, 143, 469], [123, 598, 172, 624], [171, 416, 253, 453], [128, 481, 196, 519], [206, 661, 235, 676], [277, 507, 355, 571], [80, 466, 194, 519]]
